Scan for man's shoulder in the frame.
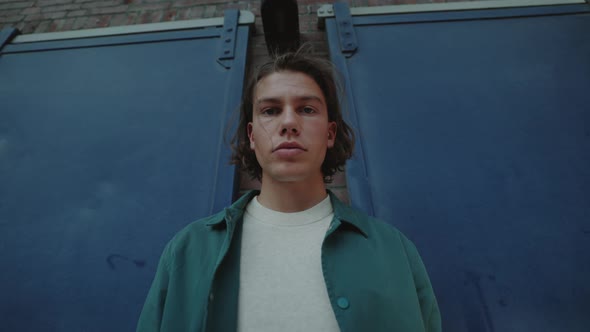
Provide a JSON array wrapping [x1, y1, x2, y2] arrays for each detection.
[[169, 190, 258, 242], [163, 191, 258, 262], [164, 210, 223, 248], [356, 209, 408, 243], [156, 209, 230, 272], [331, 194, 403, 238], [341, 205, 428, 272], [330, 194, 417, 253]]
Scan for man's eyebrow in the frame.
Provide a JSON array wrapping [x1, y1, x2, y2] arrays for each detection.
[[256, 97, 282, 105], [298, 95, 324, 104], [256, 96, 324, 105]]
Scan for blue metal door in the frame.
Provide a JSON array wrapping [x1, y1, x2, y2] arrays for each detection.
[[0, 10, 251, 332], [325, 2, 590, 331]]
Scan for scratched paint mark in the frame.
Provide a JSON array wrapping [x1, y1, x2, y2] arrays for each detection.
[[106, 254, 146, 270], [465, 271, 495, 332]]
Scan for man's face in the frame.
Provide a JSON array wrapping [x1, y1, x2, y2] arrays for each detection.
[[248, 70, 337, 183]]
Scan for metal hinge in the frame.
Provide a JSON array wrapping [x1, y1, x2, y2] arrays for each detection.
[[217, 9, 239, 69], [333, 2, 358, 58]]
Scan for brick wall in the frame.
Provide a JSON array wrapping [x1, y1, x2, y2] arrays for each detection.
[[0, 0, 468, 203]]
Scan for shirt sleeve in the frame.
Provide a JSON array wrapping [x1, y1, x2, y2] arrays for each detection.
[[401, 234, 442, 332], [136, 242, 172, 332]]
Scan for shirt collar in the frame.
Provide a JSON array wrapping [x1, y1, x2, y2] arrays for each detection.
[[205, 190, 257, 227], [206, 190, 370, 238], [328, 191, 369, 238]]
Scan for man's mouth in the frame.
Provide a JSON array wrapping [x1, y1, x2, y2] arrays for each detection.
[[273, 142, 306, 152]]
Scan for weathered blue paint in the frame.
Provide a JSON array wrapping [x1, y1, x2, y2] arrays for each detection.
[[326, 3, 590, 332], [0, 14, 251, 332]]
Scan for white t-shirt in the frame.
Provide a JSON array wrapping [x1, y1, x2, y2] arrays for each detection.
[[237, 195, 340, 332]]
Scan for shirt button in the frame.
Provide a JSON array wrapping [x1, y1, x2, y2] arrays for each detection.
[[337, 297, 349, 310], [209, 293, 214, 302]]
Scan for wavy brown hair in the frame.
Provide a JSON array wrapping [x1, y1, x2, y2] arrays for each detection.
[[230, 49, 355, 183]]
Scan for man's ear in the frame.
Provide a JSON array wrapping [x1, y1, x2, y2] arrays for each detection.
[[327, 122, 336, 148], [247, 122, 255, 150]]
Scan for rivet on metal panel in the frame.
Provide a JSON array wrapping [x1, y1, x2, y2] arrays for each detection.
[[217, 9, 239, 68]]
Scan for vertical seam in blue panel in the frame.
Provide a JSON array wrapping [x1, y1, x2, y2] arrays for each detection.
[[211, 25, 250, 213], [326, 18, 375, 216]]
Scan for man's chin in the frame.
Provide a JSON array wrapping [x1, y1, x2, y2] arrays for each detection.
[[263, 170, 310, 183], [269, 174, 307, 183], [261, 164, 324, 184]]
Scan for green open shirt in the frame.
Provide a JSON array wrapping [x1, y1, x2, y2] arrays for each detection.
[[137, 190, 441, 331]]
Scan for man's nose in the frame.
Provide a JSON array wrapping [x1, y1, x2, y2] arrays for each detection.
[[280, 108, 300, 135]]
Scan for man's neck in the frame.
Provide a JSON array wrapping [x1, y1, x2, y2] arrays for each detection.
[[257, 176, 328, 213]]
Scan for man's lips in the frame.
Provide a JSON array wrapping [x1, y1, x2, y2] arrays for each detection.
[[272, 142, 306, 152]]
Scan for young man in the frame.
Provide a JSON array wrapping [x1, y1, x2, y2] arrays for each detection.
[[137, 51, 441, 332]]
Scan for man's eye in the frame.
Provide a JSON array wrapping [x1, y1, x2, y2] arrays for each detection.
[[262, 108, 279, 115], [301, 106, 315, 114]]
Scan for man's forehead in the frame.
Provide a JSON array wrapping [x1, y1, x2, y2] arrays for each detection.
[[254, 71, 325, 103], [256, 95, 323, 105]]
